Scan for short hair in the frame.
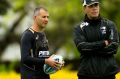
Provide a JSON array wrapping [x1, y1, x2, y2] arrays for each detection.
[[33, 6, 48, 16]]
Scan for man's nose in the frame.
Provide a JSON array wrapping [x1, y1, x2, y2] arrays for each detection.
[[45, 17, 49, 21]]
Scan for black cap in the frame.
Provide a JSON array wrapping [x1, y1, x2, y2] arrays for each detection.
[[83, 0, 99, 6]]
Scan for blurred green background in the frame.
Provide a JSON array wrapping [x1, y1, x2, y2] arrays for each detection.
[[0, 0, 120, 79]]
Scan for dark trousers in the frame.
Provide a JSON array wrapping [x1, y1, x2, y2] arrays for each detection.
[[78, 75, 115, 79]]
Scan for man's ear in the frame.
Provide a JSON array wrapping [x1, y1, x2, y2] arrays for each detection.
[[33, 16, 36, 20], [83, 6, 86, 14]]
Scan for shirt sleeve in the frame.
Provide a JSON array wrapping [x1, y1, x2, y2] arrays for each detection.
[[73, 26, 106, 55], [102, 21, 119, 54], [20, 30, 45, 65]]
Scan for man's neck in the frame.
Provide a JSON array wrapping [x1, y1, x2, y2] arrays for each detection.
[[31, 23, 44, 32], [88, 16, 99, 20]]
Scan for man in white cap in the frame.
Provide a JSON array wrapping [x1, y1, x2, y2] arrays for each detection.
[[73, 0, 120, 79]]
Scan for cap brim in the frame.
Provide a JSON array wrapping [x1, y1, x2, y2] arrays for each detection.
[[87, 2, 99, 6], [83, 2, 99, 6]]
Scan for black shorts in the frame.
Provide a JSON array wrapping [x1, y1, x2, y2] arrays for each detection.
[[21, 65, 50, 79]]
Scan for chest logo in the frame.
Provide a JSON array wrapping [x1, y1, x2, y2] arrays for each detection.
[[36, 34, 39, 40], [80, 22, 89, 29], [100, 26, 106, 34]]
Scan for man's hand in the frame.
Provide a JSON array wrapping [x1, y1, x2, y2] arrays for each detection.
[[104, 40, 109, 46], [45, 55, 60, 70], [59, 60, 65, 70]]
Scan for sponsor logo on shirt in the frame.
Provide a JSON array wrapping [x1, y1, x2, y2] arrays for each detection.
[[38, 51, 50, 57]]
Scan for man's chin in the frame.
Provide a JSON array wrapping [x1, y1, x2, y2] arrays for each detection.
[[41, 26, 46, 29], [91, 15, 99, 19], [93, 14, 99, 17]]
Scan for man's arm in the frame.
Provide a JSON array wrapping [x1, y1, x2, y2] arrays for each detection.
[[21, 31, 45, 65], [102, 21, 119, 54], [73, 26, 106, 54]]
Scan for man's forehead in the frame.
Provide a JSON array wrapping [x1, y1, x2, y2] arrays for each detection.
[[39, 9, 49, 15]]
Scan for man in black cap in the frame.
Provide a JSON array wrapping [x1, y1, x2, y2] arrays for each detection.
[[73, 0, 120, 79]]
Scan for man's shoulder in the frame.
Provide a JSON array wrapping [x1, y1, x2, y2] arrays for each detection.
[[102, 18, 115, 25], [21, 29, 34, 39], [75, 20, 84, 27], [74, 20, 87, 30]]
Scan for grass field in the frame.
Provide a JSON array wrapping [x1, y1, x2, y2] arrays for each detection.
[[0, 67, 120, 79]]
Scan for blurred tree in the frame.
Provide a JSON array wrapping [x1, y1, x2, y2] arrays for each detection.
[[0, 0, 28, 57], [101, 0, 120, 31], [0, 0, 119, 64], [0, 0, 10, 15]]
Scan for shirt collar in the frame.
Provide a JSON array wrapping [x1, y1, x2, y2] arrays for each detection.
[[84, 14, 102, 24]]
